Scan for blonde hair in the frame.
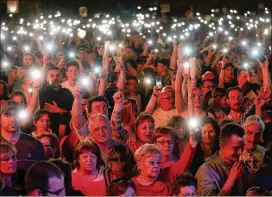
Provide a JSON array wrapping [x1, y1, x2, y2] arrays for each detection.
[[243, 115, 265, 134], [134, 144, 161, 165]]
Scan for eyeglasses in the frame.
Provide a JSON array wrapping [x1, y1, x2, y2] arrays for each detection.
[[156, 140, 174, 146], [246, 186, 270, 196], [109, 156, 128, 162], [191, 93, 203, 99], [142, 160, 161, 165]]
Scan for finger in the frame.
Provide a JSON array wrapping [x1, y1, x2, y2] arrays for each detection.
[[52, 101, 57, 105]]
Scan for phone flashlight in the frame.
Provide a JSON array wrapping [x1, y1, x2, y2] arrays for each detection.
[[80, 76, 90, 87], [156, 76, 162, 89], [188, 117, 202, 141], [30, 69, 41, 80], [147, 40, 153, 45], [18, 110, 28, 120]]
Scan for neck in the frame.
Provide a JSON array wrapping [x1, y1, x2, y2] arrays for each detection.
[[137, 173, 157, 185], [67, 79, 76, 86], [33, 128, 46, 136], [129, 92, 137, 96], [219, 150, 233, 165], [78, 167, 98, 177], [1, 175, 12, 188], [230, 110, 241, 121], [1, 130, 20, 144], [160, 106, 171, 111], [161, 154, 174, 163], [160, 71, 167, 76], [96, 139, 113, 153]]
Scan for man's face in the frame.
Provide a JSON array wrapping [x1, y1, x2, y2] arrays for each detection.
[[127, 79, 137, 93], [23, 54, 33, 67], [191, 88, 204, 107], [158, 92, 173, 111], [0, 84, 5, 95], [89, 101, 108, 118], [177, 186, 197, 196], [1, 110, 21, 133], [77, 49, 86, 60], [89, 116, 111, 144], [202, 80, 214, 95], [34, 114, 51, 132], [227, 89, 242, 112], [225, 67, 233, 79], [220, 96, 228, 108], [244, 123, 261, 151], [45, 176, 66, 196], [157, 63, 167, 74], [81, 99, 88, 115], [46, 70, 61, 87], [221, 135, 244, 163], [238, 70, 248, 87], [66, 66, 79, 81]]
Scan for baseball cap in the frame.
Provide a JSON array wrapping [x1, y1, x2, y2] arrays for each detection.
[[0, 100, 20, 115]]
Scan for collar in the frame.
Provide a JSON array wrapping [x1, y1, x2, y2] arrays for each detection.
[[1, 131, 21, 145]]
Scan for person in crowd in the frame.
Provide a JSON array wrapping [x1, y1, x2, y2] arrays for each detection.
[[31, 109, 52, 138], [208, 88, 228, 122], [126, 76, 142, 111], [240, 115, 269, 172], [107, 178, 136, 196], [0, 143, 22, 195], [154, 126, 197, 184], [39, 65, 74, 138], [172, 173, 197, 196], [245, 186, 270, 196], [167, 115, 189, 157], [0, 100, 45, 177], [132, 143, 172, 196], [37, 133, 60, 160], [190, 117, 220, 175], [61, 61, 80, 97], [0, 80, 9, 101], [105, 143, 138, 187], [196, 123, 250, 196], [71, 140, 106, 196], [24, 161, 66, 196]]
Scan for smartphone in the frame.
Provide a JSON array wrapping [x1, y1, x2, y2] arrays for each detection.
[[156, 76, 162, 89], [191, 127, 202, 141]]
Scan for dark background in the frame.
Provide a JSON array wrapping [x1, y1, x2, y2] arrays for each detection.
[[0, 0, 271, 19]]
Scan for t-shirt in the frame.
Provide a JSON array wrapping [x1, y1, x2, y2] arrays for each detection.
[[152, 108, 178, 128], [0, 132, 46, 172], [131, 177, 171, 196], [39, 85, 74, 135], [71, 168, 106, 196], [61, 81, 76, 97]]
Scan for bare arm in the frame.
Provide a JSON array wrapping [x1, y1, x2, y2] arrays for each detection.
[[258, 58, 271, 91], [170, 40, 177, 70], [145, 86, 160, 114], [218, 57, 227, 88], [175, 58, 185, 114]]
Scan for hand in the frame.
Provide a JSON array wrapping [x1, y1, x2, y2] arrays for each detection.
[[229, 161, 245, 181], [32, 79, 43, 91], [221, 56, 227, 69], [255, 88, 271, 108], [189, 133, 198, 148], [74, 82, 85, 98], [257, 57, 269, 70], [153, 86, 161, 96], [89, 72, 97, 80], [143, 43, 149, 50], [44, 101, 62, 113], [173, 39, 178, 48], [43, 53, 50, 64], [74, 58, 82, 66], [113, 91, 124, 104]]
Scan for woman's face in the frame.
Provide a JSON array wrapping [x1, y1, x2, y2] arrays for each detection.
[[78, 150, 97, 173], [175, 124, 186, 139], [191, 88, 203, 107], [225, 67, 232, 79], [0, 150, 17, 175], [34, 114, 51, 132], [220, 96, 228, 108], [139, 154, 161, 179], [136, 120, 155, 143], [201, 123, 216, 145], [155, 134, 174, 157]]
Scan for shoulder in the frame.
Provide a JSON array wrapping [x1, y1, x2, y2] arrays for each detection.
[[20, 132, 42, 145]]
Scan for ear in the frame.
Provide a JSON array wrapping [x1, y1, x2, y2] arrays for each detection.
[[226, 99, 230, 105]]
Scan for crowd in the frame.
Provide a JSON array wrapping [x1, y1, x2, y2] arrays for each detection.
[[0, 4, 272, 196]]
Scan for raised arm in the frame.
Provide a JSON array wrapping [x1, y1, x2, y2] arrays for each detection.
[[218, 57, 227, 88], [170, 40, 178, 70], [175, 57, 185, 114], [258, 58, 271, 91], [145, 86, 160, 114]]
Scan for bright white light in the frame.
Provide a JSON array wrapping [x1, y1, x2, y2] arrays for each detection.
[[222, 48, 228, 54], [7, 46, 12, 51], [154, 49, 159, 53], [94, 67, 101, 74], [46, 44, 54, 52], [80, 77, 90, 87], [212, 44, 217, 49], [2, 61, 9, 67], [28, 88, 33, 93], [209, 32, 214, 37], [264, 29, 269, 35], [188, 118, 200, 129], [184, 46, 192, 56], [243, 63, 249, 69], [137, 6, 141, 9], [69, 52, 75, 58], [184, 62, 190, 69], [18, 110, 28, 120], [228, 36, 233, 41], [218, 27, 223, 32], [167, 36, 172, 42], [145, 77, 152, 85], [77, 29, 86, 39], [38, 35, 44, 41], [147, 40, 153, 45], [241, 40, 247, 46], [109, 45, 115, 51], [251, 48, 259, 56], [30, 69, 41, 80], [97, 36, 101, 41], [24, 45, 30, 52]]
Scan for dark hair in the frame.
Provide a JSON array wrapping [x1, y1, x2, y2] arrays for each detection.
[[135, 112, 154, 129], [37, 133, 60, 158], [157, 58, 170, 68], [220, 123, 244, 144], [225, 86, 242, 99], [73, 140, 104, 169], [201, 117, 220, 146], [237, 67, 248, 76], [211, 87, 226, 98], [107, 178, 135, 196], [154, 126, 175, 141], [34, 109, 50, 123], [24, 161, 64, 193], [0, 142, 17, 157], [65, 61, 79, 71], [126, 76, 138, 83], [87, 96, 109, 113], [9, 91, 27, 107], [0, 80, 9, 98], [47, 65, 60, 73], [172, 173, 197, 195], [167, 115, 189, 140]]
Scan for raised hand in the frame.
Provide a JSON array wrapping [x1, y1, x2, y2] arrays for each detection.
[[113, 90, 124, 104]]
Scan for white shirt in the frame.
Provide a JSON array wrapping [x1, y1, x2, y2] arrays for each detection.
[[61, 81, 76, 97], [152, 108, 178, 128]]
